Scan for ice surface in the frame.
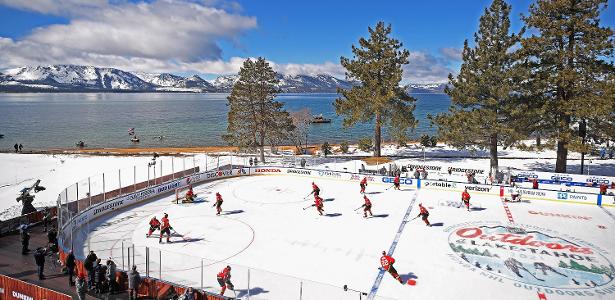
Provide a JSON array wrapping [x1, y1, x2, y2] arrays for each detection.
[[70, 173, 615, 299]]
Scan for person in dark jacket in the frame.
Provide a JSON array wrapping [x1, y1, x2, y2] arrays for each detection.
[[93, 258, 106, 294], [84, 250, 98, 289], [76, 273, 87, 300], [128, 265, 141, 300], [33, 247, 46, 280], [65, 250, 76, 286], [20, 225, 30, 254], [106, 259, 117, 294], [47, 226, 58, 249], [42, 208, 51, 232], [14, 143, 18, 152]]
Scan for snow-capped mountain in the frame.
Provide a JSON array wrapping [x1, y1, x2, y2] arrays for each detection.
[[404, 83, 448, 94], [4, 65, 153, 91], [209, 73, 356, 93], [135, 72, 215, 92], [1, 64, 451, 94], [174, 75, 216, 91], [208, 75, 239, 92], [134, 72, 184, 87]]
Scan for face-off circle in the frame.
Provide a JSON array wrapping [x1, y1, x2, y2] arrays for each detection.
[[132, 214, 255, 271], [446, 221, 614, 290]]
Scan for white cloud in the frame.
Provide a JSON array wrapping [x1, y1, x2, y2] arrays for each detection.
[[403, 51, 455, 84], [0, 0, 256, 67], [271, 61, 345, 77], [440, 47, 463, 61]]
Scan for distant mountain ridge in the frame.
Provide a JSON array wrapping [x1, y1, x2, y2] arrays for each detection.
[[404, 83, 448, 94], [0, 64, 446, 94]]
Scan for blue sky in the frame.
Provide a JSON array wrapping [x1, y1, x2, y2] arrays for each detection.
[[0, 0, 613, 83]]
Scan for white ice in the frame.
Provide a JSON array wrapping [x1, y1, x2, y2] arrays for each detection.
[[70, 173, 615, 300]]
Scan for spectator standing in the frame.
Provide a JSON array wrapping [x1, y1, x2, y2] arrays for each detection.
[[42, 208, 51, 232], [34, 247, 46, 280], [47, 226, 58, 248], [14, 143, 18, 152], [128, 265, 141, 300], [20, 225, 30, 254], [106, 259, 117, 294], [18, 143, 23, 152], [182, 287, 196, 300], [93, 258, 107, 294], [66, 250, 76, 286], [84, 250, 98, 289], [76, 274, 87, 300]]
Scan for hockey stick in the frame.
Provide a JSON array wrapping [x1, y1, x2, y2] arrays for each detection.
[[302, 204, 315, 210], [303, 190, 315, 199], [385, 184, 396, 190], [354, 205, 365, 211], [171, 228, 192, 241]]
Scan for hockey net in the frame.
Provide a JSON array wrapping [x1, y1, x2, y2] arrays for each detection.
[[175, 184, 193, 204]]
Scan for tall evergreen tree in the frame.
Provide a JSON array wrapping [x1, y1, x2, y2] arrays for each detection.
[[431, 0, 522, 178], [335, 22, 416, 157], [224, 57, 295, 163], [519, 0, 614, 173]]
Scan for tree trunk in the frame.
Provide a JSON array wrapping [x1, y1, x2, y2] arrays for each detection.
[[374, 112, 382, 157], [489, 132, 499, 181], [555, 140, 568, 173], [579, 120, 587, 175], [259, 135, 266, 163]]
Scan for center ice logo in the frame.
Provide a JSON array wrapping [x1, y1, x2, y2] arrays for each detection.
[[447, 223, 615, 291]]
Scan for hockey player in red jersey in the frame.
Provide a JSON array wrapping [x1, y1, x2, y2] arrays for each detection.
[[362, 195, 373, 218], [147, 216, 161, 237], [360, 177, 368, 193], [380, 251, 404, 284], [393, 175, 401, 190], [311, 182, 320, 197], [314, 195, 324, 215], [217, 265, 234, 295], [461, 188, 471, 211], [417, 203, 430, 226], [184, 186, 195, 203], [214, 192, 223, 215], [159, 213, 172, 243]]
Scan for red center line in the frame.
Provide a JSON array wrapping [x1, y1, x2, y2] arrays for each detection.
[[500, 197, 515, 224]]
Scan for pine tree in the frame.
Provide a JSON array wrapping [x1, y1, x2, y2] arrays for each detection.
[[336, 22, 417, 157], [519, 0, 614, 173], [224, 57, 295, 162], [431, 0, 522, 178]]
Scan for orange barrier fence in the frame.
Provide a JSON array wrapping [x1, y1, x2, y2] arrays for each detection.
[[0, 275, 71, 300], [58, 248, 231, 300]]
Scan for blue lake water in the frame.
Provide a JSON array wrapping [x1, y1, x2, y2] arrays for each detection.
[[0, 93, 450, 150]]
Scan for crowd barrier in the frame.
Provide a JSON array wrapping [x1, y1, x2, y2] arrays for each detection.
[[0, 275, 71, 300], [55, 158, 615, 300]]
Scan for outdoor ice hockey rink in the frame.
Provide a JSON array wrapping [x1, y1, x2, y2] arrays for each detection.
[[68, 169, 615, 300]]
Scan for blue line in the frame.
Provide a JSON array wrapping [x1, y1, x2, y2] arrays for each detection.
[[367, 190, 419, 299], [600, 206, 615, 222]]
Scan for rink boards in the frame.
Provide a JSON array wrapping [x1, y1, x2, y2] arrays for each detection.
[[59, 166, 615, 300]]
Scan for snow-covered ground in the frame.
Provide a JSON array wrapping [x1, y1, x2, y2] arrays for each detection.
[[68, 173, 615, 299], [2, 144, 614, 221], [0, 153, 207, 220]]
